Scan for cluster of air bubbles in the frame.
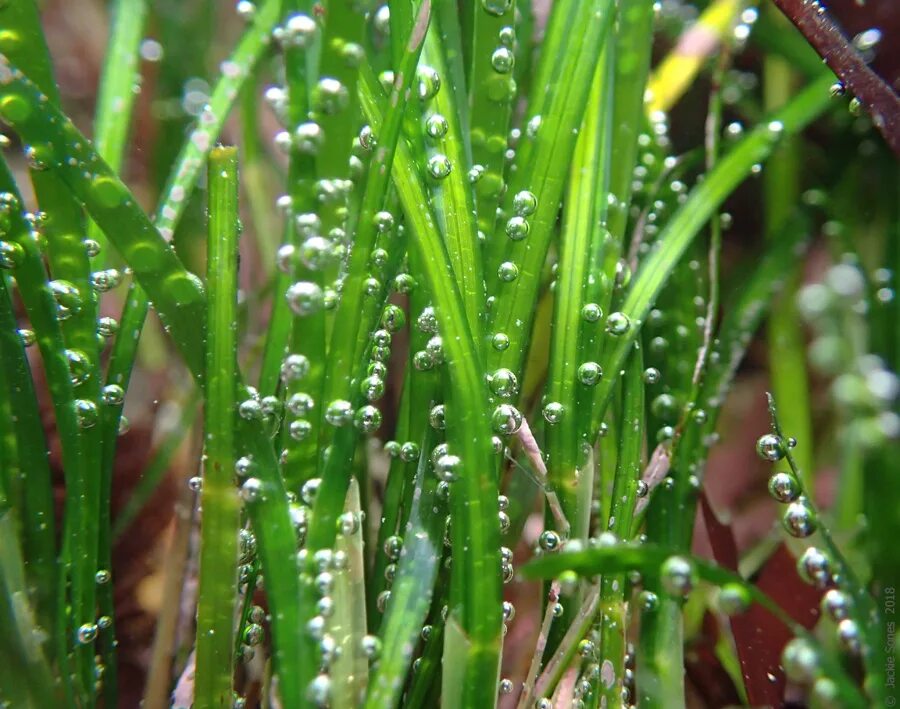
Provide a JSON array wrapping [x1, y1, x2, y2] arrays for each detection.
[[797, 260, 899, 448]]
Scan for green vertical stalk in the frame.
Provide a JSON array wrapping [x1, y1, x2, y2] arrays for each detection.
[[598, 346, 644, 707], [195, 147, 241, 709], [468, 0, 516, 238], [763, 30, 814, 488], [89, 0, 148, 269]]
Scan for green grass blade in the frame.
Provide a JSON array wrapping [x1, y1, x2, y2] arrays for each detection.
[[0, 273, 56, 643], [422, 18, 484, 339], [194, 147, 241, 708], [88, 0, 148, 269], [468, 0, 516, 238]]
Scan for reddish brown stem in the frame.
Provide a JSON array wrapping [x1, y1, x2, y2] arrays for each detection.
[[772, 0, 900, 156]]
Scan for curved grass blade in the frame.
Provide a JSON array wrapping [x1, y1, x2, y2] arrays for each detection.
[[587, 72, 836, 438], [365, 429, 443, 709], [194, 147, 241, 708]]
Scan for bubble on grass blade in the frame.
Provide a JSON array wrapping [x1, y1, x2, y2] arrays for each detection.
[[427, 153, 451, 179], [492, 403, 522, 434], [66, 349, 92, 386], [325, 399, 353, 426], [781, 637, 821, 684], [660, 555, 694, 596], [491, 47, 515, 73], [768, 472, 799, 503], [501, 216, 529, 244], [354, 405, 381, 433], [481, 0, 513, 16], [76, 623, 98, 644], [425, 114, 449, 139], [606, 311, 631, 335], [797, 546, 831, 588], [756, 433, 786, 461], [538, 530, 560, 552], [821, 589, 852, 621], [581, 302, 602, 323], [782, 498, 816, 538], [489, 368, 518, 398], [717, 584, 750, 615], [74, 399, 98, 428], [497, 261, 518, 282], [435, 454, 461, 482], [577, 362, 602, 386], [286, 281, 324, 316], [542, 401, 564, 424]]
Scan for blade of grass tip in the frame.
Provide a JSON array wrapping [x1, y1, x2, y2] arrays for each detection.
[[330, 479, 369, 706], [0, 271, 56, 641], [88, 0, 148, 270], [360, 64, 503, 707], [365, 428, 443, 709], [0, 51, 305, 709], [421, 14, 484, 340], [587, 71, 837, 439], [597, 346, 644, 708], [0, 510, 57, 708], [194, 147, 241, 709], [467, 0, 516, 238], [485, 0, 614, 383], [645, 0, 743, 115], [764, 394, 880, 703]]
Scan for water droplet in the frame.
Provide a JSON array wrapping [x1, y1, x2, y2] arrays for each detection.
[[491, 46, 515, 73], [489, 368, 518, 398], [425, 113, 449, 139], [325, 399, 353, 426], [491, 332, 510, 351], [427, 153, 451, 179], [481, 0, 512, 16], [538, 530, 560, 551], [101, 384, 124, 406], [492, 404, 522, 434], [76, 623, 98, 644], [542, 401, 564, 424], [782, 498, 816, 538], [281, 353, 310, 383], [354, 404, 382, 433], [505, 216, 529, 240], [755, 433, 785, 461], [767, 472, 799, 503], [660, 555, 693, 596], [286, 281, 324, 316], [642, 367, 660, 384], [74, 399, 98, 428], [240, 477, 262, 503], [581, 303, 602, 322], [606, 312, 631, 335], [497, 261, 518, 282], [0, 240, 23, 269]]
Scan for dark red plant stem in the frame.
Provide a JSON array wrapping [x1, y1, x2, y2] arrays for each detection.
[[772, 0, 900, 156]]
